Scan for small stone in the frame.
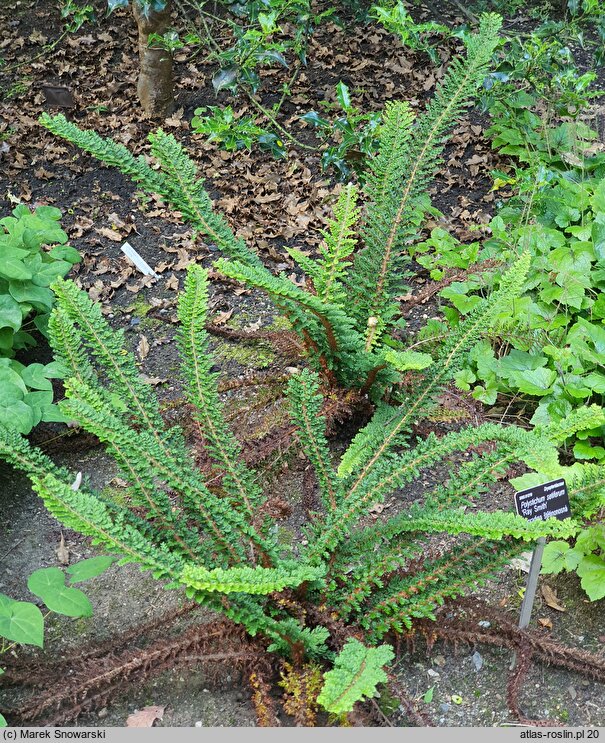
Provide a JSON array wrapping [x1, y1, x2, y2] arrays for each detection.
[[478, 620, 491, 629], [567, 685, 577, 700], [471, 651, 483, 672], [439, 704, 451, 713], [97, 708, 108, 719], [427, 669, 440, 679], [195, 721, 203, 727], [433, 655, 446, 667], [203, 688, 210, 693]]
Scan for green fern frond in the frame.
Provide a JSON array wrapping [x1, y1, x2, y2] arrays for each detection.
[[177, 265, 266, 519], [215, 258, 372, 384], [347, 14, 502, 333], [181, 562, 325, 595], [47, 308, 99, 388], [147, 130, 261, 266], [363, 537, 521, 636], [377, 504, 577, 541], [51, 277, 166, 439], [288, 184, 361, 307], [337, 251, 530, 479], [312, 417, 556, 562], [31, 473, 185, 581], [39, 113, 166, 193], [316, 638, 394, 714], [287, 370, 344, 511], [39, 114, 260, 267]]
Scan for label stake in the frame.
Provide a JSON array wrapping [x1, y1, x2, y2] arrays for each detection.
[[510, 478, 570, 670]]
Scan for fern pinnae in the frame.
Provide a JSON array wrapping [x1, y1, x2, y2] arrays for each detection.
[[338, 251, 530, 481], [287, 370, 344, 511], [177, 266, 265, 521], [31, 473, 186, 581], [348, 14, 502, 330], [313, 184, 360, 306]]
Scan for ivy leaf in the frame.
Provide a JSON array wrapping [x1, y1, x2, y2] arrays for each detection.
[[107, 0, 130, 10], [27, 567, 93, 617], [0, 712, 6, 728], [0, 594, 44, 647], [67, 556, 115, 584], [577, 555, 605, 601], [316, 639, 394, 714]]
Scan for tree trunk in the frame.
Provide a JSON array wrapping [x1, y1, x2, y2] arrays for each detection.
[[132, 0, 174, 118]]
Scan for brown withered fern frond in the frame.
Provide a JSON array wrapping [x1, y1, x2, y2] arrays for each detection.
[[2, 620, 267, 727], [412, 599, 605, 726], [249, 668, 281, 727]]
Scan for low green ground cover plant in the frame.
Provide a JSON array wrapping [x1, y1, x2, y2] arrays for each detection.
[[0, 205, 80, 434], [0, 556, 113, 727], [0, 265, 599, 723], [542, 523, 605, 601]]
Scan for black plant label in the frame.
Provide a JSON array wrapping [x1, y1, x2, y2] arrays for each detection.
[[514, 478, 571, 522]]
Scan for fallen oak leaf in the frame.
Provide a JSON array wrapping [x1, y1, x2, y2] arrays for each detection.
[[538, 617, 553, 629], [541, 584, 566, 612], [126, 705, 164, 727]]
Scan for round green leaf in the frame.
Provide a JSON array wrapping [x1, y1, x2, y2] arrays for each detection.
[[44, 586, 93, 618], [32, 260, 72, 287], [0, 712, 7, 727], [49, 245, 81, 264], [0, 258, 32, 281], [28, 567, 65, 595], [0, 295, 23, 332], [513, 367, 557, 396], [21, 363, 53, 391], [34, 206, 63, 221], [67, 557, 115, 584], [9, 281, 53, 311], [28, 568, 93, 617], [0, 594, 44, 647], [577, 555, 605, 601]]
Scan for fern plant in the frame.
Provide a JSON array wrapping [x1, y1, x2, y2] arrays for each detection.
[[39, 13, 503, 400], [1, 265, 602, 718]]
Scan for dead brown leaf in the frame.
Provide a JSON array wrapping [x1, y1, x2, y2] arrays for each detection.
[[55, 533, 69, 565], [212, 308, 234, 325], [538, 617, 553, 629], [96, 227, 123, 242], [126, 706, 164, 727], [137, 335, 150, 360], [541, 584, 566, 612]]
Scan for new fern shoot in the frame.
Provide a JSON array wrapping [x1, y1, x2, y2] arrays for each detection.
[[1, 265, 602, 718]]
